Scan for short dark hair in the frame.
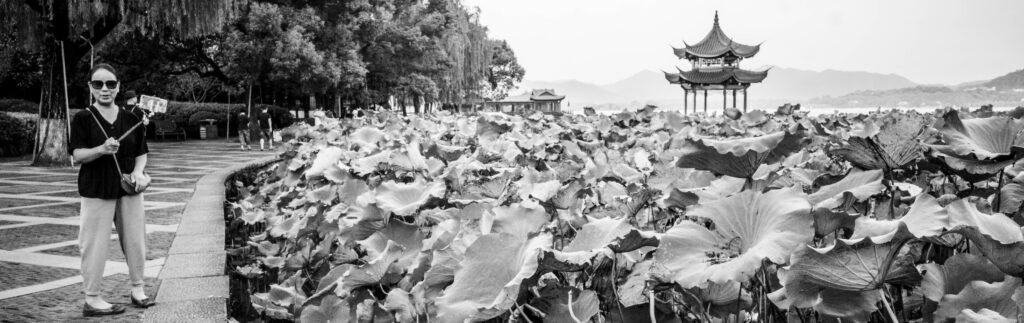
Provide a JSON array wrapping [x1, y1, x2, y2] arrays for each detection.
[[89, 63, 117, 79], [122, 90, 137, 101]]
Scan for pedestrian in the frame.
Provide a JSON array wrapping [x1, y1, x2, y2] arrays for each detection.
[[68, 63, 154, 317], [256, 107, 273, 150], [237, 111, 251, 150]]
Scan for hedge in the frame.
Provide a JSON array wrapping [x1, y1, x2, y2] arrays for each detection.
[[0, 112, 35, 157], [0, 98, 38, 114], [149, 101, 294, 139]]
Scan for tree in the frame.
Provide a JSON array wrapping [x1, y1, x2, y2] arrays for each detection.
[[0, 0, 236, 166], [485, 39, 525, 100]]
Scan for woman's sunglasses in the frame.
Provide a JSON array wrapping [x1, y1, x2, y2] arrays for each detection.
[[89, 80, 119, 90]]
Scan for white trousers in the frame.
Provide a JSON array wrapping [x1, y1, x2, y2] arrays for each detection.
[[79, 194, 147, 296]]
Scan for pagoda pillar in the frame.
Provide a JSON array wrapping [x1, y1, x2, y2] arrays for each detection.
[[683, 89, 688, 114], [703, 89, 708, 114], [732, 89, 737, 109], [722, 88, 727, 112], [743, 87, 748, 112]]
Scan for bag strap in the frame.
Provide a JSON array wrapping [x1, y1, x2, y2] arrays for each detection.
[[87, 107, 125, 175]]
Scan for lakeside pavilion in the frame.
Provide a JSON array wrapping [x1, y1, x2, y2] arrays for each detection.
[[664, 11, 768, 114]]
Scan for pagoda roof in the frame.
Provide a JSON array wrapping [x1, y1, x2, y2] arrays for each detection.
[[664, 67, 769, 85], [674, 12, 761, 59], [497, 89, 565, 103]]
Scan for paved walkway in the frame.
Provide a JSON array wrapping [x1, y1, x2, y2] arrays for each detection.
[[0, 140, 274, 322]]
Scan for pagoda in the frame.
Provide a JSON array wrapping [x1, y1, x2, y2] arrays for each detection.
[[664, 12, 768, 114]]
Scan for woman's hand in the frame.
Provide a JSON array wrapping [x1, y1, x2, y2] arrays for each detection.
[[97, 138, 119, 155], [131, 172, 151, 191]]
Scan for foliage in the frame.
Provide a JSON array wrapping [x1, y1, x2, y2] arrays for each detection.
[[0, 98, 38, 114], [223, 105, 1024, 322], [150, 101, 293, 138], [0, 112, 35, 157]]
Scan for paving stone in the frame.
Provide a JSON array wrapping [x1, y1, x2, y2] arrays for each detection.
[[0, 198, 50, 210], [4, 202, 81, 218], [0, 224, 80, 250], [0, 262, 80, 290], [175, 218, 224, 237], [142, 297, 226, 322], [34, 189, 82, 197], [0, 140, 275, 322], [43, 231, 176, 261], [160, 252, 225, 279], [0, 274, 159, 322], [168, 234, 223, 255], [145, 205, 185, 225], [154, 276, 227, 303], [142, 192, 193, 203], [0, 184, 70, 194], [14, 174, 79, 183]]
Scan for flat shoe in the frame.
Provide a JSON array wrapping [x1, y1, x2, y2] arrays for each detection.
[[83, 302, 126, 317], [129, 294, 156, 308]]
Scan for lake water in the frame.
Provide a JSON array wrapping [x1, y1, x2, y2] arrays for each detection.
[[580, 105, 1020, 117]]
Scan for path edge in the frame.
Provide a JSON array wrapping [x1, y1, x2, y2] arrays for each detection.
[[143, 155, 279, 323]]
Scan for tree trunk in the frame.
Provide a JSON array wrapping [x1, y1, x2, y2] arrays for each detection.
[[32, 41, 72, 167], [413, 94, 421, 114], [246, 80, 254, 116], [400, 97, 408, 117], [334, 86, 342, 117]]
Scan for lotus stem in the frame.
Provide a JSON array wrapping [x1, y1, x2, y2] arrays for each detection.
[[735, 282, 743, 323], [879, 289, 898, 323], [995, 169, 1005, 211], [568, 290, 582, 323], [649, 290, 656, 323]]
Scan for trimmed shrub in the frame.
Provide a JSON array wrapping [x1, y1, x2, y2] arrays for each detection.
[[0, 99, 38, 114], [148, 101, 294, 139], [0, 112, 35, 157]]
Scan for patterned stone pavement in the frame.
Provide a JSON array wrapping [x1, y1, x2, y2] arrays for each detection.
[[0, 140, 275, 322]]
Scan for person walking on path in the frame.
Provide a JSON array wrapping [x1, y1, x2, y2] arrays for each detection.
[[69, 63, 154, 317], [237, 111, 251, 150], [256, 107, 273, 150]]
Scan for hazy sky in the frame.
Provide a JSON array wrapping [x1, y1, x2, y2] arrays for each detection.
[[461, 0, 1024, 85]]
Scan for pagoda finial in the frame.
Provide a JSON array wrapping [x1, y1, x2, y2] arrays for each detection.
[[713, 10, 719, 26]]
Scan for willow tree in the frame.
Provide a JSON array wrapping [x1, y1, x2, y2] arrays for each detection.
[[421, 0, 491, 109], [0, 0, 237, 166]]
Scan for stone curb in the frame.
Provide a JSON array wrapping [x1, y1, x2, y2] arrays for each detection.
[[143, 156, 279, 323]]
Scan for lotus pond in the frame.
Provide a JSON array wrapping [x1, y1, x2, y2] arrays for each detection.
[[225, 106, 1024, 322]]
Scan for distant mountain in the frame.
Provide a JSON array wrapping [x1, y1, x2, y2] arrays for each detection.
[[984, 68, 1024, 90], [756, 68, 916, 100], [518, 67, 919, 108], [517, 79, 625, 107]]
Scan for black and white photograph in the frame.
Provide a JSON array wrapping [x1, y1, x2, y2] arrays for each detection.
[[1, 0, 1024, 322]]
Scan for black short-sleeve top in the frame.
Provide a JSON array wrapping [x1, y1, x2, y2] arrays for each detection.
[[68, 106, 150, 199]]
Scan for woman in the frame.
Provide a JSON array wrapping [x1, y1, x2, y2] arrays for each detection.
[[69, 63, 154, 317], [237, 111, 251, 150]]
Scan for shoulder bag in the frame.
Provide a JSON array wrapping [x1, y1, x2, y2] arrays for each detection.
[[87, 108, 149, 195]]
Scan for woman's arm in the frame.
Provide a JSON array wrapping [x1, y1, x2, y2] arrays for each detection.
[[132, 154, 148, 174], [73, 138, 119, 164], [73, 147, 103, 164]]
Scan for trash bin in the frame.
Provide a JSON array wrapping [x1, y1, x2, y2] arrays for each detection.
[[200, 119, 219, 140]]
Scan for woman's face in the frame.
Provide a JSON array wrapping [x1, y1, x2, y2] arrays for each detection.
[[89, 69, 118, 106]]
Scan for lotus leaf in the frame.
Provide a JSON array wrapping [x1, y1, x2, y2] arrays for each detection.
[[373, 180, 445, 216], [919, 253, 1005, 302], [654, 187, 812, 287], [934, 276, 1023, 321], [807, 169, 885, 210], [769, 225, 919, 320], [675, 131, 807, 178], [435, 233, 550, 322]]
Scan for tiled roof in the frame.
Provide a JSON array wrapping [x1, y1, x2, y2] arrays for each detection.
[[496, 89, 566, 102], [674, 12, 761, 59], [529, 89, 566, 101], [664, 67, 769, 85]]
